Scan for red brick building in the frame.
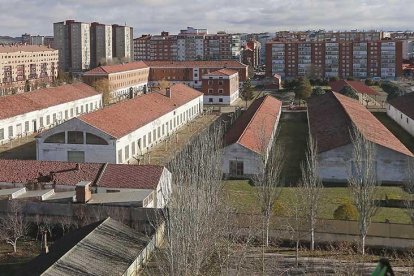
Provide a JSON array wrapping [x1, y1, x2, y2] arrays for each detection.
[[201, 69, 239, 105], [241, 40, 261, 68]]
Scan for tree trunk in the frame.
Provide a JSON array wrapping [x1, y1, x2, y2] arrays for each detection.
[[13, 241, 17, 253], [362, 234, 366, 255], [265, 215, 270, 247], [310, 226, 315, 251], [295, 239, 299, 267]]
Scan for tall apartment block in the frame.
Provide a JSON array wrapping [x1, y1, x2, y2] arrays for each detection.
[[112, 24, 133, 62], [54, 20, 132, 72], [265, 40, 403, 79], [90, 22, 112, 68], [133, 27, 241, 62], [0, 45, 58, 96]]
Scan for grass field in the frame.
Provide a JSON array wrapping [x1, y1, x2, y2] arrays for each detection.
[[224, 180, 413, 224], [373, 112, 414, 153]]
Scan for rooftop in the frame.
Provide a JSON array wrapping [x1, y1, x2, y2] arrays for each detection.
[[78, 83, 202, 138], [308, 91, 413, 156], [330, 80, 379, 96], [388, 92, 414, 120], [0, 159, 165, 190], [0, 44, 57, 53], [0, 83, 100, 120], [204, 68, 238, 77], [224, 95, 282, 154], [84, 61, 149, 75], [144, 60, 247, 68]]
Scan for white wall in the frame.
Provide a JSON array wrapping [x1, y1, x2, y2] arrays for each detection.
[[0, 94, 102, 144], [222, 144, 262, 176], [204, 90, 239, 105], [386, 104, 414, 137]]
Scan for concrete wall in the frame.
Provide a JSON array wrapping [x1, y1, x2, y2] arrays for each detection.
[[319, 143, 411, 184], [222, 144, 262, 177], [36, 118, 116, 163], [386, 103, 414, 137], [0, 94, 102, 144]]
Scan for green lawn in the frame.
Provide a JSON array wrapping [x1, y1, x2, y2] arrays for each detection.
[[224, 180, 413, 224], [277, 112, 309, 185], [373, 112, 414, 153]]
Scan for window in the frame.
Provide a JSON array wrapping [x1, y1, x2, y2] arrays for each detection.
[[53, 113, 57, 123], [118, 149, 123, 163], [131, 142, 136, 156], [67, 131, 84, 144], [86, 133, 108, 145], [157, 126, 161, 138], [229, 160, 244, 176], [153, 129, 156, 141], [148, 132, 152, 144], [70, 108, 74, 117], [401, 114, 403, 119], [46, 115, 50, 125], [68, 151, 85, 162], [81, 106, 84, 113], [407, 118, 409, 124], [218, 89, 223, 94], [44, 132, 65, 143], [0, 129, 4, 140], [25, 121, 29, 132], [65, 110, 69, 119], [208, 89, 213, 94], [218, 80, 223, 85], [143, 136, 147, 148], [8, 126, 13, 138], [219, 98, 223, 102], [125, 145, 130, 161], [209, 98, 213, 103], [40, 117, 44, 127]]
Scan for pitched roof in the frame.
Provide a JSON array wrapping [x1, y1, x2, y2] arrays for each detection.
[[144, 60, 247, 68], [0, 44, 57, 53], [224, 95, 282, 153], [330, 80, 379, 96], [204, 68, 238, 76], [388, 92, 414, 120], [0, 83, 100, 120], [0, 160, 164, 189], [84, 61, 149, 75], [308, 91, 413, 156], [26, 218, 148, 276], [78, 83, 202, 138]]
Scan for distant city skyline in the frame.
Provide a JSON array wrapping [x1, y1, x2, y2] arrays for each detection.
[[0, 0, 413, 37]]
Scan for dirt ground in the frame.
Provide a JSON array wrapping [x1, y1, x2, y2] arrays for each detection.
[[0, 135, 37, 160], [0, 239, 40, 276]]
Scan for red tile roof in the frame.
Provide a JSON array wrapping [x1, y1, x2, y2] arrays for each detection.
[[388, 93, 414, 120], [0, 44, 57, 53], [84, 61, 149, 75], [144, 60, 247, 68], [78, 83, 202, 138], [224, 95, 282, 154], [0, 83, 100, 120], [330, 80, 379, 96], [97, 164, 164, 189], [308, 92, 413, 156], [204, 68, 238, 77], [0, 160, 164, 190]]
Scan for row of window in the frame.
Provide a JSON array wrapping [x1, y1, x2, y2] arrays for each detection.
[[117, 103, 200, 163]]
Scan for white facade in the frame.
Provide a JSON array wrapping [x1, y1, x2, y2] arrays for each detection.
[[387, 103, 414, 137], [203, 91, 239, 105], [0, 94, 102, 144], [37, 96, 203, 164]]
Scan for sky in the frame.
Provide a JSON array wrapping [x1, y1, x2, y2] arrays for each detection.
[[0, 0, 413, 37]]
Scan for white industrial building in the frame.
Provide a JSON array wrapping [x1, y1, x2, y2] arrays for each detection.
[[36, 83, 203, 164], [222, 95, 282, 177], [308, 91, 414, 184], [0, 83, 102, 144], [386, 93, 414, 137]]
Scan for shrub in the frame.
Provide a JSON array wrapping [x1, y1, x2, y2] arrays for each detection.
[[333, 202, 358, 220]]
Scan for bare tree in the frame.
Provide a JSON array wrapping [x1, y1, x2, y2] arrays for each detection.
[[347, 125, 379, 255], [154, 123, 226, 276], [92, 79, 113, 106], [405, 158, 414, 225], [299, 135, 322, 250], [0, 201, 29, 253]]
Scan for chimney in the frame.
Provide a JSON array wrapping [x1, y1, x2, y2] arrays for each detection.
[[75, 181, 92, 203], [75, 163, 80, 171], [166, 87, 171, 98], [41, 230, 49, 254]]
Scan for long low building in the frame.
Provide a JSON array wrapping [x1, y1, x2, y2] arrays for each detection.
[[36, 83, 203, 164], [0, 83, 102, 144], [0, 159, 171, 208], [82, 61, 149, 100], [222, 95, 282, 177], [308, 91, 414, 184], [386, 93, 414, 137], [330, 79, 381, 106]]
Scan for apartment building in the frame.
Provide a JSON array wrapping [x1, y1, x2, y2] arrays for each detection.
[[145, 60, 248, 89], [54, 20, 91, 72], [0, 45, 58, 96], [83, 61, 149, 98], [241, 40, 261, 68], [54, 20, 133, 72], [112, 24, 133, 61], [266, 40, 403, 79], [201, 69, 239, 104], [90, 22, 113, 68], [133, 27, 241, 61]]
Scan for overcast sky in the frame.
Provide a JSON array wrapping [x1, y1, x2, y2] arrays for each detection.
[[1, 0, 412, 37]]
